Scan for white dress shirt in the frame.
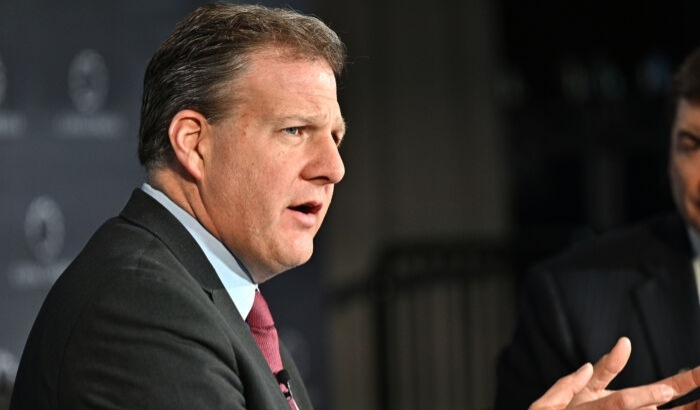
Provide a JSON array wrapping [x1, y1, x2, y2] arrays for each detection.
[[141, 183, 257, 320]]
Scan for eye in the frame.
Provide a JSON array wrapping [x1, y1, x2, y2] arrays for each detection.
[[678, 131, 700, 152], [284, 127, 300, 135]]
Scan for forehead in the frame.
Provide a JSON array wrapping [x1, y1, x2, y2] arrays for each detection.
[[228, 48, 343, 123], [243, 48, 336, 88], [675, 99, 700, 126]]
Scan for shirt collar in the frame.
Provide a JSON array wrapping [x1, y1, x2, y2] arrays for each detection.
[[141, 183, 257, 319]]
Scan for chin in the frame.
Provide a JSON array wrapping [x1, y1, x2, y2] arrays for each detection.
[[267, 237, 314, 273], [287, 252, 314, 272], [292, 250, 314, 267]]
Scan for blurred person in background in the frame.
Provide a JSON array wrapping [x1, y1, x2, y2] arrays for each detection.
[[496, 47, 700, 410]]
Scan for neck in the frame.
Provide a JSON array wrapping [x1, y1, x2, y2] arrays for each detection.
[[148, 164, 217, 236]]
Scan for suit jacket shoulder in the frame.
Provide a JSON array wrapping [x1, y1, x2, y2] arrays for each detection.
[[535, 212, 690, 272], [11, 189, 313, 410]]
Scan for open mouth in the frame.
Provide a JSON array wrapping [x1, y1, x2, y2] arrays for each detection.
[[289, 202, 322, 215]]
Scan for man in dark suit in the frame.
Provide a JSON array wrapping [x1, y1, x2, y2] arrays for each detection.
[[8, 3, 700, 410], [9, 4, 346, 410], [495, 47, 700, 410]]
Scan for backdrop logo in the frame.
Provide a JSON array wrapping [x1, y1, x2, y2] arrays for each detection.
[[6, 196, 70, 290], [68, 49, 109, 114], [53, 49, 126, 138], [25, 196, 65, 264]]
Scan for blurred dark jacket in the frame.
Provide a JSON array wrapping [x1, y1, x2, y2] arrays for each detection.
[[495, 212, 700, 410]]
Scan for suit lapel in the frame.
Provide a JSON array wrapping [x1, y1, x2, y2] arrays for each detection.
[[634, 214, 700, 377], [119, 189, 223, 289], [121, 190, 276, 364], [280, 343, 313, 410], [121, 189, 300, 408]]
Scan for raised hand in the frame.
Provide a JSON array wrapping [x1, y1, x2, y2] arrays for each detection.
[[530, 337, 700, 410]]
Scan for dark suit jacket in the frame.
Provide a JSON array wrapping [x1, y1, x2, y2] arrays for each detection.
[[495, 212, 700, 410], [10, 189, 313, 410]]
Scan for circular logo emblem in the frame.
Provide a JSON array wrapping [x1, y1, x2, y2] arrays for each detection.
[[24, 196, 65, 264], [68, 49, 109, 114], [0, 54, 7, 107]]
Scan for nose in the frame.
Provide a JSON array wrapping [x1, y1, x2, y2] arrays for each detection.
[[304, 134, 345, 185]]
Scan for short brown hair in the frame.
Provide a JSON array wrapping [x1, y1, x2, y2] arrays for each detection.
[[138, 3, 346, 171]]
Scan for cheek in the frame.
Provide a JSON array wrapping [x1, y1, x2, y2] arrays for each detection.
[[671, 161, 700, 203], [206, 152, 254, 218], [243, 163, 287, 212], [680, 164, 700, 188], [668, 160, 686, 204], [671, 156, 688, 182]]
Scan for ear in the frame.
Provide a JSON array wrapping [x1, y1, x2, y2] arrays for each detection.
[[168, 110, 210, 181]]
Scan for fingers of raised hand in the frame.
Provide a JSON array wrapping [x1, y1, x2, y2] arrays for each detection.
[[580, 383, 673, 410], [586, 337, 632, 393], [658, 366, 700, 401], [529, 364, 594, 410]]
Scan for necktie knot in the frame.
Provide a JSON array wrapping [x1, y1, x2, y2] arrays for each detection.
[[247, 290, 275, 329]]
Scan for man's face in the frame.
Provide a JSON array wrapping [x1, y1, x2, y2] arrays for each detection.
[[669, 99, 700, 232], [200, 48, 345, 283]]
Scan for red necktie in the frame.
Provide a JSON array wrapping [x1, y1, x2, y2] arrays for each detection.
[[246, 291, 299, 410]]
